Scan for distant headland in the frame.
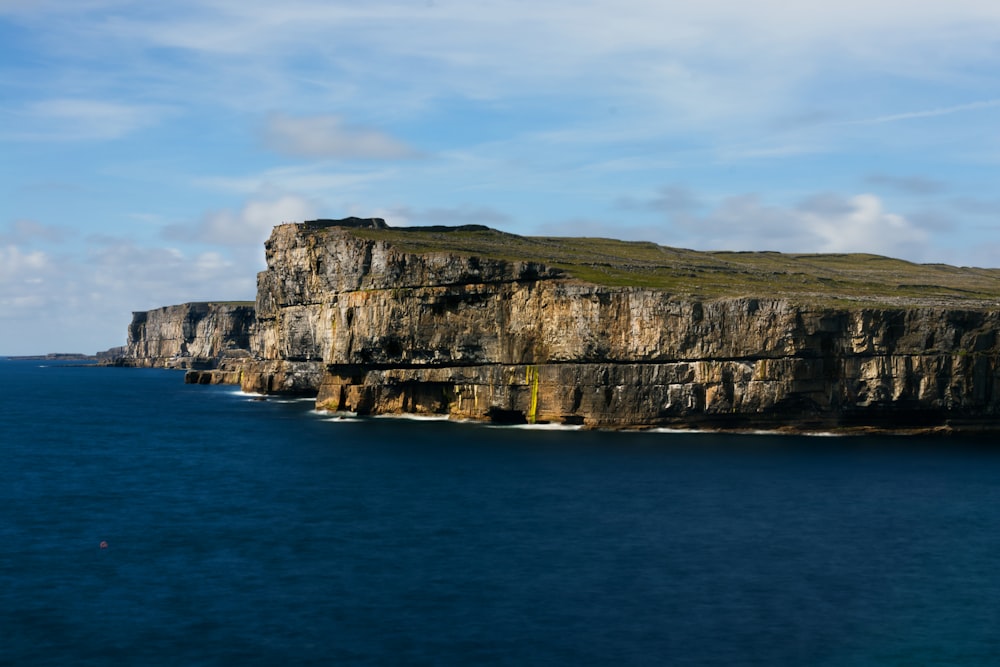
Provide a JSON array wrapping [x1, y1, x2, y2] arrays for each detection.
[[5, 353, 97, 362]]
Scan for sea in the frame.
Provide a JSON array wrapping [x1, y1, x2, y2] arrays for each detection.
[[3, 359, 1000, 666]]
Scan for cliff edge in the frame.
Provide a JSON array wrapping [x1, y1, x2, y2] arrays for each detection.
[[103, 302, 255, 372], [212, 218, 1000, 433]]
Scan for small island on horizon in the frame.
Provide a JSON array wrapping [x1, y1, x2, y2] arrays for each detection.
[[4, 353, 98, 362], [99, 217, 1000, 434]]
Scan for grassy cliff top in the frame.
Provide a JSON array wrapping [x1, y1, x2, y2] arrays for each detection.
[[150, 301, 256, 309], [341, 224, 1000, 308]]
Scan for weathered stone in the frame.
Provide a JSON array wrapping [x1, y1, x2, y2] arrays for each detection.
[[235, 221, 1000, 432], [107, 219, 1000, 433], [105, 302, 255, 370]]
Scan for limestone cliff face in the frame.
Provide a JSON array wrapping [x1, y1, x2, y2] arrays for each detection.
[[108, 302, 255, 371], [241, 220, 1000, 432]]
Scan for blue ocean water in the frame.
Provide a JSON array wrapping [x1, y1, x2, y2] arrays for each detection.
[[2, 360, 1000, 666]]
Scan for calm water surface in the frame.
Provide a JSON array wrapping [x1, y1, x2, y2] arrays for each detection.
[[2, 360, 1000, 665]]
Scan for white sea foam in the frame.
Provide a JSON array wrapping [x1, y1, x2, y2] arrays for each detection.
[[230, 389, 266, 398], [647, 426, 853, 438], [322, 416, 362, 423], [312, 408, 360, 422], [372, 413, 451, 422], [229, 389, 317, 404], [647, 427, 705, 435], [487, 421, 583, 431], [742, 428, 853, 438]]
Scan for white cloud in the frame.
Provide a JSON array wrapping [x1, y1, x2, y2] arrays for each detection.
[[802, 194, 924, 255], [562, 188, 935, 260], [3, 195, 327, 352], [261, 113, 417, 160], [670, 192, 930, 258], [163, 195, 319, 247], [0, 193, 326, 351], [7, 99, 166, 141], [6, 0, 1000, 169], [0, 236, 261, 354], [0, 245, 51, 281], [12, 0, 996, 130]]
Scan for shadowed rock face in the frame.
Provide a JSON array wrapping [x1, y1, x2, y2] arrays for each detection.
[[106, 302, 255, 372], [236, 221, 1000, 432]]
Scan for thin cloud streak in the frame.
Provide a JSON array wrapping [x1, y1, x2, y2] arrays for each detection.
[[842, 99, 1000, 126]]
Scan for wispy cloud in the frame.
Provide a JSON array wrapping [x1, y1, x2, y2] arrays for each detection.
[[865, 174, 948, 195], [6, 0, 1000, 353], [4, 98, 167, 141], [951, 196, 1000, 216], [843, 99, 1000, 126], [617, 186, 703, 214], [260, 113, 419, 160]]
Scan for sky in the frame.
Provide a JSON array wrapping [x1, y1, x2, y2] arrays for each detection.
[[3, 0, 1000, 354]]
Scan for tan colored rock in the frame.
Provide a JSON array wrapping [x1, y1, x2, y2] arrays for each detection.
[[108, 302, 255, 370], [236, 220, 1000, 432]]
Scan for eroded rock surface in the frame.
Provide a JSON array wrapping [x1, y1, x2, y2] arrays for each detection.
[[103, 302, 255, 374], [236, 219, 1000, 432]]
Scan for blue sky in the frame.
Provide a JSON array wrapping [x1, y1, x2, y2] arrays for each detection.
[[3, 0, 1000, 354]]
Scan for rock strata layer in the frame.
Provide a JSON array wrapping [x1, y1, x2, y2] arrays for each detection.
[[234, 219, 1000, 432]]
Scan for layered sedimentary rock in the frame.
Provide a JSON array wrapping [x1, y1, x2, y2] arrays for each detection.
[[238, 218, 1000, 432], [105, 302, 255, 376]]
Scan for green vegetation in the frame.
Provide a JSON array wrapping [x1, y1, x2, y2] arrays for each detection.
[[345, 226, 1000, 308]]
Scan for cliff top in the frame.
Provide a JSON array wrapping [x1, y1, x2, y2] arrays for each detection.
[[302, 220, 1000, 308], [136, 301, 255, 314]]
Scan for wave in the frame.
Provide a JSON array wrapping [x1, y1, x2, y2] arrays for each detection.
[[230, 389, 266, 398], [372, 413, 451, 422], [229, 389, 317, 404], [312, 408, 361, 422], [486, 421, 583, 431], [321, 415, 363, 423], [647, 426, 852, 438]]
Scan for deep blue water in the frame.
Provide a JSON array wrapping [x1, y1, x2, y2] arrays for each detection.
[[3, 360, 1000, 665]]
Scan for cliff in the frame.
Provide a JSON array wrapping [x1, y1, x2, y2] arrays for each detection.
[[229, 218, 1000, 433], [104, 302, 255, 373]]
